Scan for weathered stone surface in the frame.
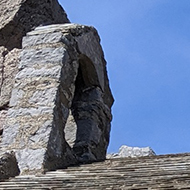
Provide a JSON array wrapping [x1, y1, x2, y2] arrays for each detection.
[[107, 145, 156, 159], [1, 24, 113, 173], [0, 0, 113, 174], [1, 153, 190, 189], [0, 1, 70, 158], [0, 47, 8, 106], [0, 47, 20, 108], [0, 0, 70, 50], [0, 0, 69, 108], [0, 152, 20, 180], [65, 111, 77, 148], [0, 110, 6, 143], [0, 47, 20, 144]]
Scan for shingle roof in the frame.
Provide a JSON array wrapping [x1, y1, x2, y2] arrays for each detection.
[[1, 153, 190, 189]]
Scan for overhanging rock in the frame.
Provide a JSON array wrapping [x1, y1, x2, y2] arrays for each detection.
[[1, 24, 114, 174]]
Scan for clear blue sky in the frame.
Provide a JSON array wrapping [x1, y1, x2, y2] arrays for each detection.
[[59, 0, 190, 155]]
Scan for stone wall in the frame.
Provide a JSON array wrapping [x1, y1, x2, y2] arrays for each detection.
[[1, 24, 113, 174], [0, 0, 69, 50], [0, 152, 20, 180], [0, 1, 113, 175], [0, 0, 69, 148]]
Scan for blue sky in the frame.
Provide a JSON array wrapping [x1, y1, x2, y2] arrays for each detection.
[[59, 0, 190, 155]]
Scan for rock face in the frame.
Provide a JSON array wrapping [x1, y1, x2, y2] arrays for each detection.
[[107, 145, 156, 159], [1, 24, 114, 174], [0, 152, 20, 180]]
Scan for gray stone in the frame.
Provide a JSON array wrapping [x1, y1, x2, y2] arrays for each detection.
[[1, 123, 20, 146], [22, 32, 64, 48], [16, 148, 46, 173], [0, 152, 20, 180], [0, 0, 114, 174], [75, 31, 105, 91], [0, 110, 6, 143], [107, 145, 156, 159], [1, 24, 113, 173], [16, 65, 62, 79], [0, 0, 70, 50], [64, 111, 77, 148], [0, 47, 20, 147], [119, 145, 156, 157], [6, 107, 54, 117], [0, 1, 70, 145], [19, 47, 68, 69], [0, 47, 20, 108]]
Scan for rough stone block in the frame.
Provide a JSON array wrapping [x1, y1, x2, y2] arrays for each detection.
[[107, 145, 156, 159], [64, 111, 77, 148], [1, 24, 113, 174], [0, 0, 70, 50], [119, 145, 156, 157], [0, 152, 20, 181]]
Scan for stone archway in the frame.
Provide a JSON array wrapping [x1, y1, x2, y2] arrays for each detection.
[[1, 24, 114, 174]]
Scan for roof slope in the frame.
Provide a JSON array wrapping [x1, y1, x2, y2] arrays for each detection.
[[1, 153, 190, 189]]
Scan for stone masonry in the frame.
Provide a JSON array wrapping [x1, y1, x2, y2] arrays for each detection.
[[0, 0, 69, 50], [1, 24, 113, 173], [0, 0, 70, 148], [0, 0, 113, 175]]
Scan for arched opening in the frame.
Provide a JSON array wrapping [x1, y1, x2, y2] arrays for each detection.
[[65, 55, 105, 163]]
